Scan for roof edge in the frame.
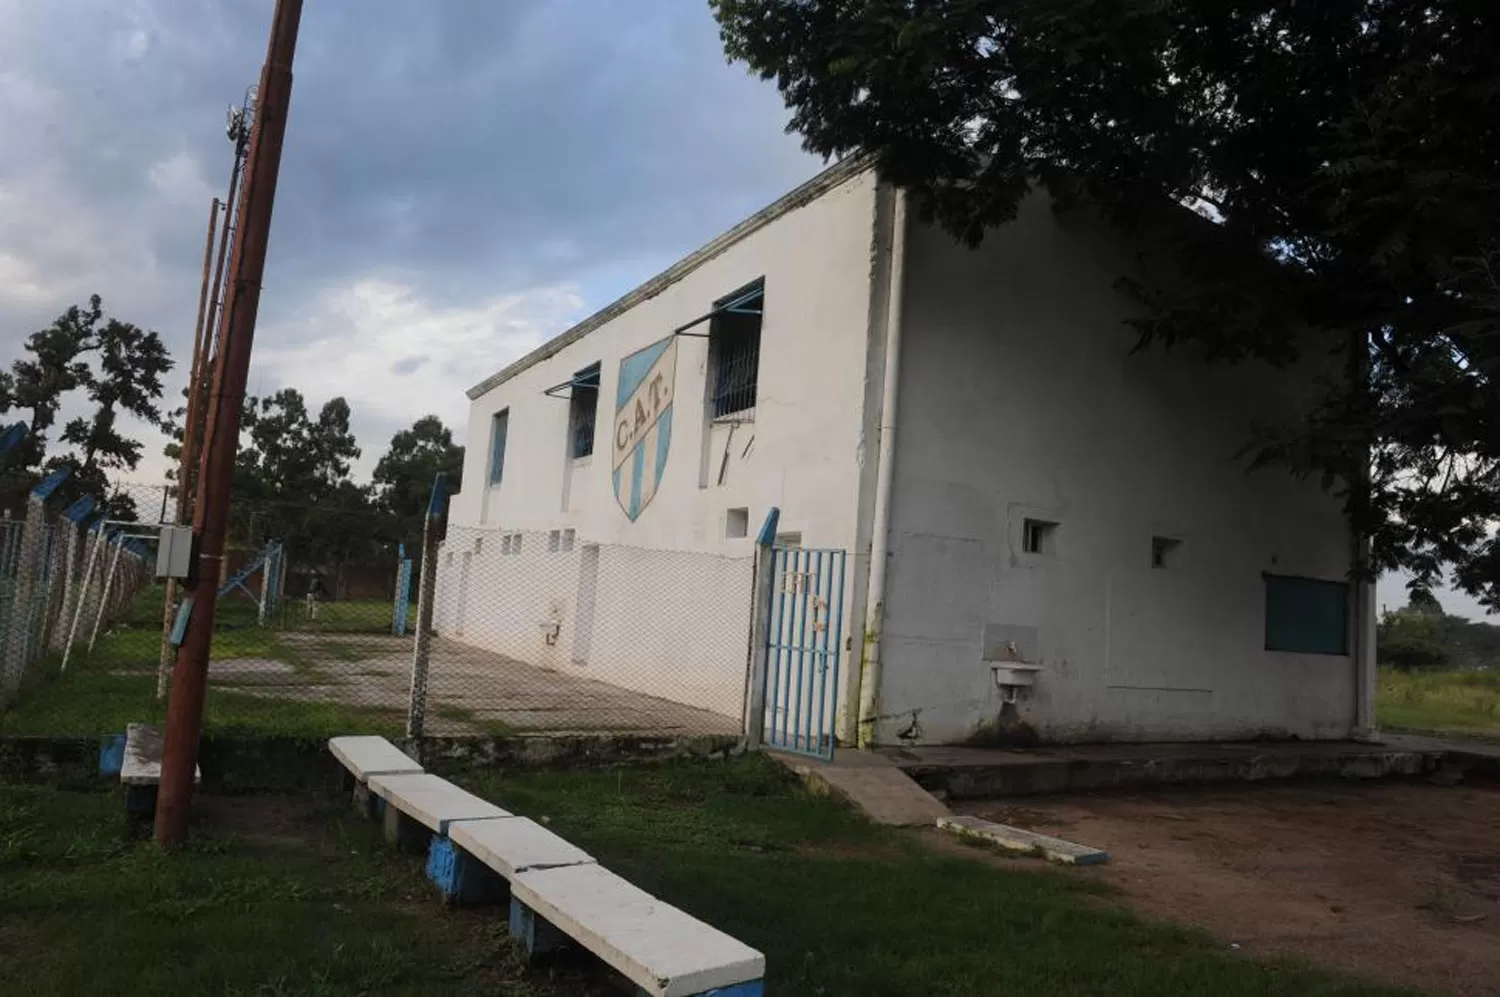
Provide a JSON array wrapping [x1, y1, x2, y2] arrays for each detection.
[[466, 154, 875, 400]]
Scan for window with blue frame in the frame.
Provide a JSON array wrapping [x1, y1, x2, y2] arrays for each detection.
[[488, 409, 509, 486], [568, 363, 600, 459], [709, 281, 763, 420], [1264, 573, 1349, 655]]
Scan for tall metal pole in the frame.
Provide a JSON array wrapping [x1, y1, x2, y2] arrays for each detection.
[[190, 142, 247, 502], [159, 197, 223, 697], [155, 0, 303, 847]]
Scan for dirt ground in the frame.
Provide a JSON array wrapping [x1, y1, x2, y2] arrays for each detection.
[[960, 780, 1500, 997]]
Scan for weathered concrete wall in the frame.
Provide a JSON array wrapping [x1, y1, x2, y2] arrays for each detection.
[[878, 193, 1356, 744], [432, 528, 753, 718], [445, 165, 882, 719]]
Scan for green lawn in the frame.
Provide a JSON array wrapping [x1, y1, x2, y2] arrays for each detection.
[[0, 784, 585, 997], [1377, 666, 1500, 740], [447, 757, 1408, 997], [1, 758, 1412, 996], [0, 587, 402, 738]]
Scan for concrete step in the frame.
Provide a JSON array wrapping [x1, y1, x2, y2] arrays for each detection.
[[881, 740, 1452, 800], [770, 750, 951, 826]]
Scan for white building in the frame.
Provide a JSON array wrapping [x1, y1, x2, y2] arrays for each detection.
[[445, 157, 1376, 747]]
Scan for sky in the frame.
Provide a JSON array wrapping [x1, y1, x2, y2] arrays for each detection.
[[0, 0, 818, 479], [0, 0, 1487, 619]]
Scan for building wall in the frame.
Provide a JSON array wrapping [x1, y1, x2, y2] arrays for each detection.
[[431, 529, 753, 718], [878, 194, 1356, 744], [442, 166, 882, 718]]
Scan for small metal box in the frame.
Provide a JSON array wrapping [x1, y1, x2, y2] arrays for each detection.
[[155, 525, 194, 579]]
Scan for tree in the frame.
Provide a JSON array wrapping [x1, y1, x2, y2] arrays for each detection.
[[713, 0, 1500, 606], [230, 389, 382, 594], [371, 415, 464, 547], [1377, 606, 1451, 671], [0, 295, 172, 516]]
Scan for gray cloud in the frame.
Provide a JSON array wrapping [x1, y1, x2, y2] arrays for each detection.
[[0, 0, 819, 477]]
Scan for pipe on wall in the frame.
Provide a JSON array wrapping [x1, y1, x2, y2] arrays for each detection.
[[856, 188, 910, 746]]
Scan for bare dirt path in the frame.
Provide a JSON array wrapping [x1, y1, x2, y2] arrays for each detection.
[[960, 780, 1500, 997]]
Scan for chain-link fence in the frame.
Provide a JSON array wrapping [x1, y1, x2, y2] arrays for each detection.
[[405, 525, 754, 737], [0, 478, 171, 733], [0, 477, 760, 742]]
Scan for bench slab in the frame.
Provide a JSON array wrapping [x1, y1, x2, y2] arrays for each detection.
[[367, 773, 512, 834], [121, 723, 198, 786], [328, 736, 422, 783], [450, 816, 594, 878], [511, 863, 764, 997]]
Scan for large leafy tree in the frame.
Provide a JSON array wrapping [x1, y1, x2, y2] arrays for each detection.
[[371, 415, 464, 548], [0, 295, 172, 517], [713, 0, 1500, 606], [232, 389, 379, 585]]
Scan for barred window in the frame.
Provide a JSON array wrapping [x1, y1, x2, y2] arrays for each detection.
[[568, 363, 600, 459], [709, 283, 763, 420], [488, 409, 509, 486]]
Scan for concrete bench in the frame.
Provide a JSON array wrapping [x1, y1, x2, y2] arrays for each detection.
[[430, 815, 595, 906], [366, 771, 512, 854], [117, 723, 198, 817], [509, 862, 766, 997], [327, 735, 423, 817]]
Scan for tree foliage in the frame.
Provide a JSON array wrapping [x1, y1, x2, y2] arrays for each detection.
[[371, 414, 464, 547], [0, 295, 172, 516], [231, 389, 375, 579], [713, 0, 1500, 606]]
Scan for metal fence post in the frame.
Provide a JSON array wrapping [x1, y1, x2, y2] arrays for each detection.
[[743, 507, 780, 750], [392, 543, 412, 637], [406, 473, 450, 740]]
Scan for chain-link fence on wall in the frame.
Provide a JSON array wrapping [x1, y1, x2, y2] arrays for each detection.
[[406, 525, 755, 737]]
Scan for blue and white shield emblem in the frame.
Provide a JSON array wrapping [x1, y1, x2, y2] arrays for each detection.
[[612, 335, 678, 521]]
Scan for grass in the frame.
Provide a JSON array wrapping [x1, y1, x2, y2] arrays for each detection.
[[1377, 666, 1500, 739], [283, 599, 407, 635], [447, 756, 1410, 997], [0, 758, 1413, 996], [0, 784, 578, 997], [0, 587, 402, 738]]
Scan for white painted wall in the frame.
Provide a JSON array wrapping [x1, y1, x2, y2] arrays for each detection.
[[431, 526, 754, 718], [876, 194, 1356, 744], [441, 166, 881, 719]]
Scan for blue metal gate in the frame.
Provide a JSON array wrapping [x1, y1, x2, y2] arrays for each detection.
[[763, 546, 847, 759]]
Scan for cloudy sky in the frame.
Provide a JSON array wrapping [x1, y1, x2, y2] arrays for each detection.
[[0, 0, 817, 476], [0, 1, 1485, 618]]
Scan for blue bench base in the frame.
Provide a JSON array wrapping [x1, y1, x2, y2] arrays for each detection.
[[426, 836, 505, 905]]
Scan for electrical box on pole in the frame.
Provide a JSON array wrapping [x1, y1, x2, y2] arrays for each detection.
[[155, 526, 195, 579]]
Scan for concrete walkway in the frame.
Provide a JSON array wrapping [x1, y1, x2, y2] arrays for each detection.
[[216, 633, 740, 738]]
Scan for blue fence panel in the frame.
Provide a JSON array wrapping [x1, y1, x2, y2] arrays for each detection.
[[763, 545, 846, 760]]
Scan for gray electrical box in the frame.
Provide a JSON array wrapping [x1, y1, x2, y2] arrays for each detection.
[[156, 526, 194, 579]]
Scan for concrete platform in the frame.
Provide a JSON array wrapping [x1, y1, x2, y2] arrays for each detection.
[[771, 750, 951, 826], [879, 738, 1466, 800]]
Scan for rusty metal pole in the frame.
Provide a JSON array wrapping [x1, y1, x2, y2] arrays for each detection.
[[157, 196, 223, 698], [188, 147, 246, 501], [154, 0, 303, 847]]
